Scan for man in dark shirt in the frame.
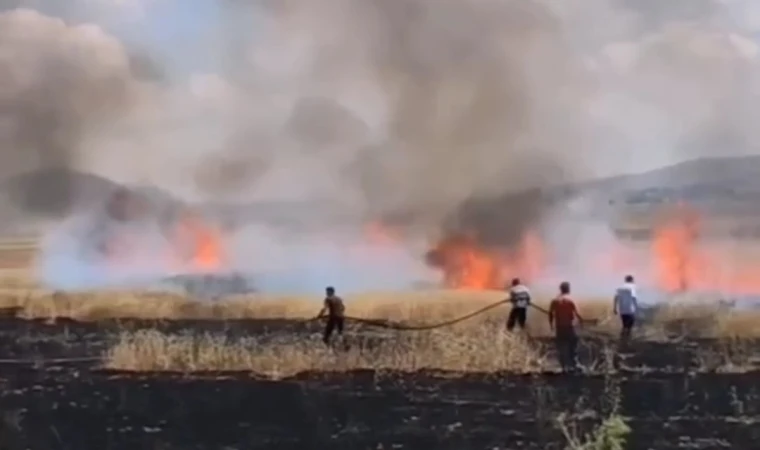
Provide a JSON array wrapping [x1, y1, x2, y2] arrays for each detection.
[[317, 286, 345, 345], [549, 281, 584, 373], [506, 277, 531, 331]]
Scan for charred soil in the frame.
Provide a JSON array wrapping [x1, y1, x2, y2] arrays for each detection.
[[0, 318, 758, 449]]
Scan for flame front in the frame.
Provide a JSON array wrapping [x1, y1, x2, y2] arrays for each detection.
[[426, 231, 544, 290], [424, 205, 760, 296], [650, 206, 760, 295], [425, 234, 500, 289], [173, 212, 224, 271], [652, 206, 700, 293], [92, 190, 760, 297]]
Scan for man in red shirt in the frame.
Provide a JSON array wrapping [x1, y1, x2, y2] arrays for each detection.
[[549, 281, 584, 373]]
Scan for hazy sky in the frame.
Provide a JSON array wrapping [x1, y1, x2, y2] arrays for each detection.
[[111, 0, 221, 76], [5, 0, 760, 202], [10, 0, 760, 293]]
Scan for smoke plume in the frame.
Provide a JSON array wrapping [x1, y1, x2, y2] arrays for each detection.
[[203, 0, 760, 237], [199, 0, 595, 247], [4, 0, 760, 293], [0, 7, 145, 215]]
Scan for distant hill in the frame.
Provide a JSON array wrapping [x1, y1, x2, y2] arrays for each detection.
[[431, 155, 760, 242], [0, 168, 123, 215], [1, 155, 760, 239], [0, 169, 112, 236], [629, 154, 760, 184], [0, 169, 180, 236], [584, 155, 760, 239], [590, 155, 760, 203], [508, 154, 760, 215]]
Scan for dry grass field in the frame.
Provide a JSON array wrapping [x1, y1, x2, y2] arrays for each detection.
[[1, 240, 760, 449], [0, 273, 755, 376], [0, 236, 758, 376], [96, 295, 760, 376]]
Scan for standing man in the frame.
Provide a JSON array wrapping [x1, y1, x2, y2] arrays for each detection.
[[549, 281, 584, 373], [506, 278, 531, 331], [614, 275, 638, 341], [317, 286, 345, 345]]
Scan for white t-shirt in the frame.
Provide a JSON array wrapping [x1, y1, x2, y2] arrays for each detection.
[[509, 284, 531, 308], [614, 282, 638, 315]]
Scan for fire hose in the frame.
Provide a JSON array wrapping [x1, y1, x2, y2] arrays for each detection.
[[0, 303, 607, 366], [307, 300, 603, 331], [307, 299, 510, 330]]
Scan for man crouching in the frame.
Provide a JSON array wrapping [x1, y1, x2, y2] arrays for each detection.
[[317, 286, 345, 345]]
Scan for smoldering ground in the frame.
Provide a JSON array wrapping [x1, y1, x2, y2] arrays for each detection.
[[5, 0, 760, 293]]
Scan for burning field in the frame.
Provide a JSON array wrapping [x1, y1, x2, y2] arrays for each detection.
[[1, 194, 760, 449], [0, 296, 756, 450], [0, 170, 756, 448], [0, 195, 757, 449], [4, 0, 760, 446], [29, 180, 760, 307], [4, 205, 760, 449]]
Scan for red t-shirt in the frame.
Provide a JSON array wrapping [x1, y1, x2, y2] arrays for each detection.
[[550, 295, 577, 328]]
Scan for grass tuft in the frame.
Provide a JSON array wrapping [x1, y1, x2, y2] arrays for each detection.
[[104, 324, 547, 378]]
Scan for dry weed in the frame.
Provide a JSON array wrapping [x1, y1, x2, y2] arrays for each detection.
[[104, 324, 547, 378], [647, 300, 760, 338], [98, 294, 760, 376], [3, 239, 760, 377]]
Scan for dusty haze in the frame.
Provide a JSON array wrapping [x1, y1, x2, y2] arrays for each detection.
[[3, 0, 760, 293]]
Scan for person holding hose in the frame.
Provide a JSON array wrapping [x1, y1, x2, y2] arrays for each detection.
[[506, 278, 531, 331], [317, 286, 345, 345], [549, 281, 584, 373]]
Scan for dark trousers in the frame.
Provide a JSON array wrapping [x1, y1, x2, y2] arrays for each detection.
[[323, 316, 344, 344], [506, 307, 527, 331], [620, 314, 635, 340], [554, 326, 579, 372]]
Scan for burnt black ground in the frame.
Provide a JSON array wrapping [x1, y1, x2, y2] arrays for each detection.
[[0, 317, 758, 449]]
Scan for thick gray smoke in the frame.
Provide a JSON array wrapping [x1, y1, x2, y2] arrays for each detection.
[[198, 0, 594, 249], [210, 0, 760, 222], [199, 0, 760, 253], [4, 0, 760, 294], [0, 7, 145, 215]]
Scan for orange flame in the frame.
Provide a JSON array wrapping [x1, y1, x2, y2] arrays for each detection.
[[96, 194, 760, 297], [363, 222, 401, 246], [426, 231, 545, 290], [98, 190, 226, 273], [652, 206, 700, 293], [173, 212, 224, 271], [650, 205, 760, 295]]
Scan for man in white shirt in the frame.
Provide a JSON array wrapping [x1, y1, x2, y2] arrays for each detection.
[[506, 278, 531, 331], [613, 275, 638, 340]]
